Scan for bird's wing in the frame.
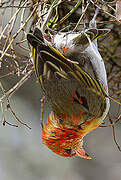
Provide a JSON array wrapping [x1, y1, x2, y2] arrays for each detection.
[[27, 28, 107, 127]]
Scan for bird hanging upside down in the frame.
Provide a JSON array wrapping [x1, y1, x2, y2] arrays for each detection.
[[27, 24, 110, 159]]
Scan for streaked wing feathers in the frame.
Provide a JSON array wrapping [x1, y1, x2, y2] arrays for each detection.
[[27, 29, 107, 126]]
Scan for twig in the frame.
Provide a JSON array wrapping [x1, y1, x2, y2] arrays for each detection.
[[109, 114, 121, 152], [54, 0, 82, 28], [17, 44, 30, 52], [0, 0, 28, 41], [73, 2, 89, 31], [0, 3, 38, 62], [90, 0, 116, 19], [0, 82, 31, 129], [0, 5, 31, 8], [41, 0, 57, 32], [40, 96, 45, 129], [5, 121, 18, 127], [2, 1, 17, 53], [0, 69, 33, 101], [0, 100, 6, 126], [16, 39, 27, 45], [0, 98, 18, 127]]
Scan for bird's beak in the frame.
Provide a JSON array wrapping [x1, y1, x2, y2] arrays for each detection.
[[76, 147, 92, 159]]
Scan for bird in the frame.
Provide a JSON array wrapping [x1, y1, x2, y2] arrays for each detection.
[[27, 25, 110, 159]]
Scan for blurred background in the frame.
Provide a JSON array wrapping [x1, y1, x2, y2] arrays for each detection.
[[0, 1, 121, 180], [0, 76, 121, 180]]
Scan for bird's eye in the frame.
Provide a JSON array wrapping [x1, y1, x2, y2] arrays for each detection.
[[58, 118, 63, 124], [65, 149, 72, 154]]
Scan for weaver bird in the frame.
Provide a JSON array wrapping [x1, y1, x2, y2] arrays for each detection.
[[27, 26, 110, 159]]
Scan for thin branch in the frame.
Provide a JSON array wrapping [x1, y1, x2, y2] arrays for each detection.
[[54, 0, 82, 28], [0, 82, 31, 129], [109, 114, 121, 152], [0, 0, 28, 41], [0, 3, 38, 62], [0, 69, 33, 101], [73, 2, 90, 31], [0, 100, 6, 126]]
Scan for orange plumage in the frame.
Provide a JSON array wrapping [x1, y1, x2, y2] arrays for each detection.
[[42, 112, 103, 159]]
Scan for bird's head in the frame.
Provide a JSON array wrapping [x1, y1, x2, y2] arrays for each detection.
[[42, 112, 91, 159]]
